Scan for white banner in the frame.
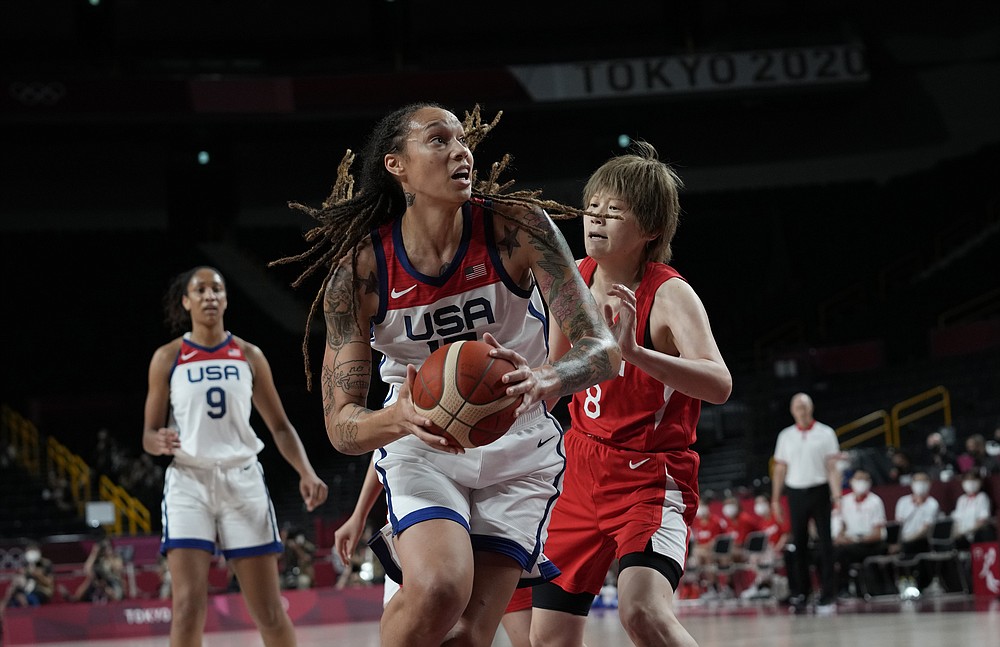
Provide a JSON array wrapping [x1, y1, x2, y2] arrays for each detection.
[[509, 44, 869, 101]]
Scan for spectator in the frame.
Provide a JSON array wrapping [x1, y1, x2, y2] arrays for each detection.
[[957, 434, 999, 477], [887, 450, 914, 486], [1, 541, 54, 608], [279, 525, 317, 590], [986, 426, 1000, 458], [894, 472, 940, 557], [951, 470, 996, 549], [72, 538, 125, 603], [832, 470, 887, 598], [921, 431, 958, 482], [753, 494, 790, 554], [721, 495, 760, 549]]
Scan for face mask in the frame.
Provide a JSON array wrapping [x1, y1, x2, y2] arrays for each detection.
[[754, 502, 770, 517], [911, 481, 930, 497], [25, 549, 40, 564], [723, 503, 739, 518], [850, 480, 871, 495], [963, 480, 981, 495], [836, 460, 850, 473]]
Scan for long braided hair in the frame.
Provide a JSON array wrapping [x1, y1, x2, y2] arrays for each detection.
[[270, 103, 600, 388]]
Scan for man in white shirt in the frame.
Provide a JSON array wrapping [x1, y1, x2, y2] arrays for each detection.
[[771, 393, 842, 612], [833, 470, 887, 597], [894, 471, 940, 557]]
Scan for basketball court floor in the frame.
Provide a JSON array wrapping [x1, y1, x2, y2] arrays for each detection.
[[30, 595, 999, 647]]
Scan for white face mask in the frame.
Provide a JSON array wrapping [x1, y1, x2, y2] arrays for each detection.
[[754, 502, 770, 517], [963, 480, 981, 495], [24, 549, 41, 564], [850, 480, 871, 495], [723, 503, 739, 518], [911, 481, 930, 497]]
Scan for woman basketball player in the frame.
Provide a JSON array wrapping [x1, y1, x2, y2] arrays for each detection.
[[531, 142, 732, 647], [271, 103, 620, 647], [143, 266, 328, 647]]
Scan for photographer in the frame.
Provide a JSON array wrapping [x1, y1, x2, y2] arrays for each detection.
[[1, 541, 54, 608], [72, 538, 124, 603]]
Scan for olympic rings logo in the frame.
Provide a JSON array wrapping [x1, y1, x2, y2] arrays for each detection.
[[9, 81, 67, 106]]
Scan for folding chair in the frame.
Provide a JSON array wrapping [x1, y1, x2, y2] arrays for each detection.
[[914, 517, 969, 594], [860, 521, 901, 598]]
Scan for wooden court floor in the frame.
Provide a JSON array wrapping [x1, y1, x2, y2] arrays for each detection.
[[32, 594, 1000, 647]]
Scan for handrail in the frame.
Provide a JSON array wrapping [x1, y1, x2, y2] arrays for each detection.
[[890, 385, 951, 449], [98, 474, 152, 536], [1, 404, 41, 477], [46, 436, 92, 516], [836, 410, 892, 450]]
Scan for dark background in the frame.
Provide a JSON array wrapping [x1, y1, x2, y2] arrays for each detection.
[[2, 0, 999, 536]]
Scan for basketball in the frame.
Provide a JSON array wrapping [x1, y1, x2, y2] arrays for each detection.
[[411, 340, 523, 448]]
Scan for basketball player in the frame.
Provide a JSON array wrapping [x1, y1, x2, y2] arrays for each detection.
[[271, 103, 620, 647], [531, 142, 732, 647], [143, 266, 329, 647]]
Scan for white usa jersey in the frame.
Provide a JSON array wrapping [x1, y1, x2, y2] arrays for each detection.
[[370, 199, 548, 404], [168, 332, 264, 467]]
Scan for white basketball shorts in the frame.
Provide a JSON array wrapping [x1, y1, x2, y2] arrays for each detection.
[[370, 404, 565, 586], [160, 458, 282, 558]]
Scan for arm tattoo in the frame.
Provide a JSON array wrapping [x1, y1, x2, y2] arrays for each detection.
[[497, 224, 521, 259], [358, 270, 378, 296], [324, 266, 361, 348], [553, 335, 613, 396], [333, 405, 367, 454]]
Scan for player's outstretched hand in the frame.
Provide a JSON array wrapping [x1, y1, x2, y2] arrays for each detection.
[[398, 364, 464, 454]]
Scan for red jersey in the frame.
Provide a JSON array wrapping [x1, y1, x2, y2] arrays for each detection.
[[567, 259, 701, 452]]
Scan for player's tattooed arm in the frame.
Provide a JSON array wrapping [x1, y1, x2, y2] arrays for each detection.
[[321, 262, 377, 454], [521, 206, 620, 395]]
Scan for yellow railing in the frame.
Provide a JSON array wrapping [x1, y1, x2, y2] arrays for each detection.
[[836, 410, 892, 450], [891, 385, 951, 449], [46, 436, 92, 516], [98, 474, 152, 536], [1, 404, 41, 477]]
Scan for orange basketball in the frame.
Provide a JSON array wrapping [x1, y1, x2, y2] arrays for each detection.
[[411, 340, 523, 448]]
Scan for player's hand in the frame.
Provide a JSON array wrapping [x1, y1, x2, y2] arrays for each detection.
[[299, 474, 329, 512], [398, 364, 464, 454], [483, 332, 539, 417], [153, 428, 181, 456], [606, 283, 639, 360], [333, 514, 365, 567]]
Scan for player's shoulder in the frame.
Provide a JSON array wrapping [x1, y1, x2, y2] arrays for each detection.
[[230, 334, 262, 359]]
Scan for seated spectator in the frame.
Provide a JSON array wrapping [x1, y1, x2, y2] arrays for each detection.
[[920, 432, 959, 482], [1, 541, 54, 608], [721, 495, 761, 554], [691, 500, 725, 567], [986, 426, 1000, 458], [72, 538, 125, 603], [894, 472, 940, 557], [832, 470, 887, 597], [887, 450, 914, 486], [951, 470, 996, 549], [957, 434, 999, 477], [738, 494, 790, 600]]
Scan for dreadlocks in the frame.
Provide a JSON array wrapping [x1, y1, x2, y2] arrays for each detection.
[[269, 103, 602, 388]]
